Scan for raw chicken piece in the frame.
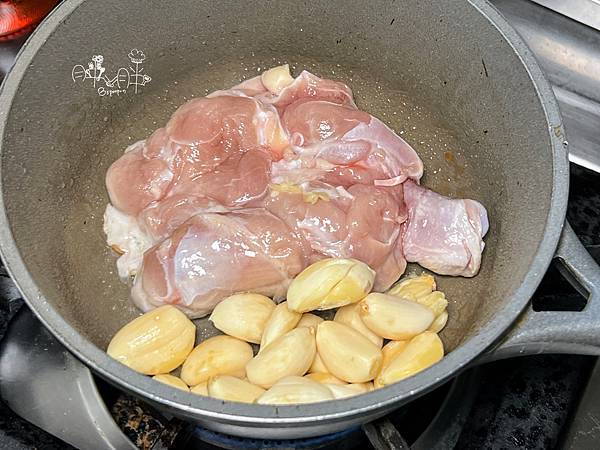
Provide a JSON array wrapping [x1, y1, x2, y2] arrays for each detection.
[[402, 180, 489, 277], [265, 183, 407, 290], [344, 184, 408, 290], [265, 183, 350, 258], [283, 100, 370, 147], [105, 138, 175, 216], [131, 209, 308, 318], [272, 99, 423, 187], [213, 68, 356, 109], [139, 194, 229, 243], [106, 94, 288, 216], [266, 70, 356, 110], [166, 95, 288, 158], [207, 68, 422, 188], [140, 148, 271, 241], [223, 68, 422, 187]]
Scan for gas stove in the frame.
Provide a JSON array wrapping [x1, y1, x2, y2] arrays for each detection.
[[0, 1, 599, 449]]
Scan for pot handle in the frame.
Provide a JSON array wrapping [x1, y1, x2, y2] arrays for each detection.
[[482, 220, 600, 362], [0, 307, 138, 450]]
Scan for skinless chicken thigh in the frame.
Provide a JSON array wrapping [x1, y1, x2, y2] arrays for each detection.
[[402, 180, 489, 277], [264, 183, 407, 291], [132, 209, 308, 318]]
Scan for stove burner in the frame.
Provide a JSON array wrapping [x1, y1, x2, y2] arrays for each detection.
[[96, 355, 481, 449], [193, 426, 361, 450]]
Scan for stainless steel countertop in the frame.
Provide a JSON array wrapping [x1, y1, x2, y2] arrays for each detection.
[[493, 0, 600, 173]]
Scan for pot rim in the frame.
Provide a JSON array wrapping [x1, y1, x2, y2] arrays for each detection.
[[0, 0, 568, 428]]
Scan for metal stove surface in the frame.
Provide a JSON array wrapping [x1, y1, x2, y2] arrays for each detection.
[[0, 1, 600, 449]]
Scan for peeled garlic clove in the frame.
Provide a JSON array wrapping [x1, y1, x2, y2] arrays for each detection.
[[324, 382, 370, 399], [180, 335, 253, 386], [316, 321, 382, 383], [304, 372, 346, 385], [388, 275, 448, 318], [375, 331, 444, 388], [334, 303, 383, 348], [190, 381, 208, 396], [381, 340, 408, 372], [152, 374, 189, 391], [260, 301, 301, 350], [209, 293, 276, 344], [257, 376, 334, 404], [297, 313, 324, 329], [428, 310, 449, 333], [416, 291, 448, 318], [361, 381, 375, 392], [387, 274, 436, 300], [247, 327, 316, 388], [308, 352, 329, 374], [107, 305, 195, 375], [261, 64, 295, 95], [287, 258, 375, 313], [207, 375, 265, 403], [360, 293, 434, 340]]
